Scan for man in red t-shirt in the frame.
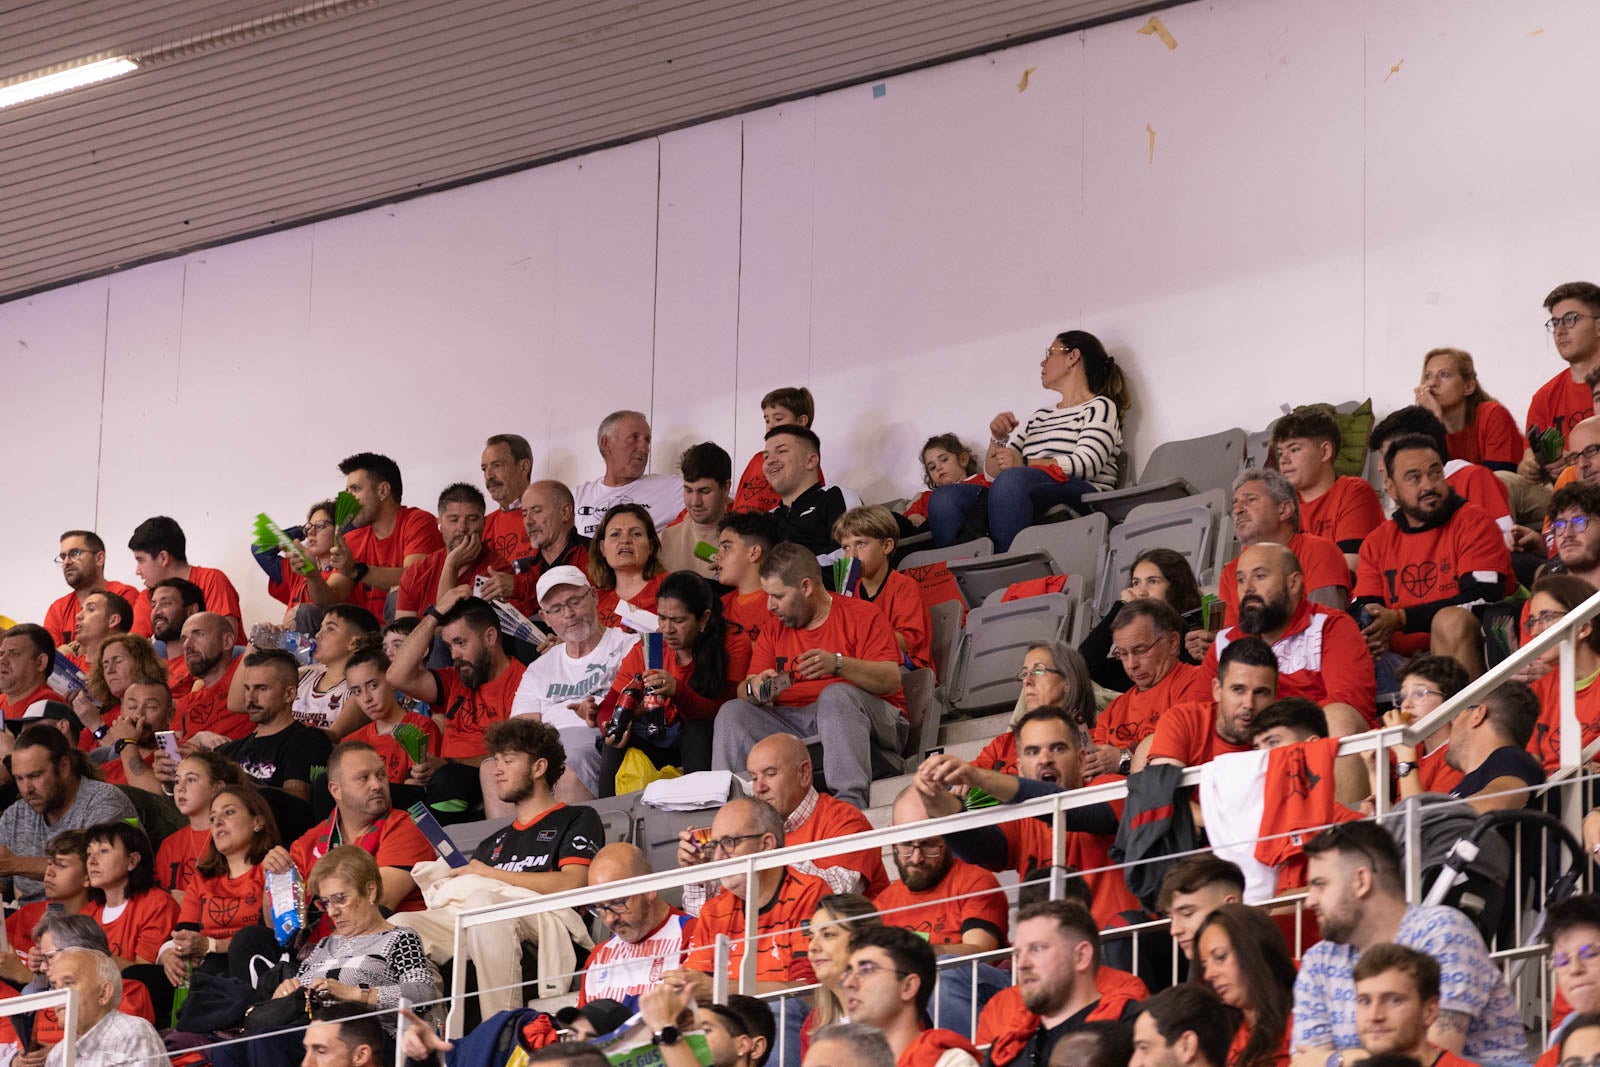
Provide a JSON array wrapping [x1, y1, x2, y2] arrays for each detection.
[[839, 926, 981, 1067], [171, 613, 249, 741], [481, 433, 535, 562], [43, 530, 150, 644], [0, 625, 63, 721], [877, 789, 1007, 954], [1355, 435, 1512, 679], [387, 591, 525, 815], [1189, 469, 1350, 661], [1273, 408, 1384, 572], [743, 734, 888, 895], [1516, 282, 1600, 489], [711, 543, 905, 808], [395, 483, 508, 619], [1139, 636, 1279, 772], [127, 516, 243, 638], [1093, 600, 1212, 776], [327, 451, 444, 618], [715, 512, 780, 646]]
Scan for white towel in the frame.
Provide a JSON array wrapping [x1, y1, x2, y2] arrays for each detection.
[[1199, 749, 1278, 903]]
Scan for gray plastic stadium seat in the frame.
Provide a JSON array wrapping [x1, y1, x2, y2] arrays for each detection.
[[944, 550, 1055, 607], [1079, 427, 1248, 525], [940, 593, 1075, 716], [1121, 489, 1230, 587], [929, 600, 962, 684], [1094, 504, 1214, 621], [897, 537, 994, 572], [1010, 512, 1108, 585]]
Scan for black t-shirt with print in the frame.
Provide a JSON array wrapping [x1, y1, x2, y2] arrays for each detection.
[[220, 722, 333, 790], [473, 803, 604, 874]]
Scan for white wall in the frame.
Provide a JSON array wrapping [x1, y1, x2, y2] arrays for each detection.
[[3, 0, 1593, 627]]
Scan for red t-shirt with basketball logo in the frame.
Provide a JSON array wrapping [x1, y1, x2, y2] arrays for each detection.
[[1528, 670, 1600, 772], [1298, 476, 1384, 553], [873, 858, 1008, 946], [1092, 662, 1210, 750], [483, 507, 532, 562], [1526, 368, 1595, 452], [433, 658, 527, 760], [347, 713, 443, 784], [1219, 532, 1350, 628], [178, 864, 265, 939], [157, 825, 213, 895], [173, 655, 251, 740], [342, 506, 445, 616], [85, 888, 181, 962]]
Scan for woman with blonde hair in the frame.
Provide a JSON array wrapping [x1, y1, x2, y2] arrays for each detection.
[[1416, 347, 1523, 471], [73, 633, 166, 745], [801, 894, 883, 1053]]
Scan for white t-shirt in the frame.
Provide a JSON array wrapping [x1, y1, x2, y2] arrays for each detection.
[[510, 627, 639, 731], [293, 664, 348, 729], [572, 475, 684, 539]]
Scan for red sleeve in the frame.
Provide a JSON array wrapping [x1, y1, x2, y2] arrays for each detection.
[[1318, 610, 1377, 717], [395, 557, 431, 614], [1354, 530, 1388, 601], [176, 880, 202, 927], [904, 489, 933, 519], [882, 573, 933, 669], [1218, 559, 1240, 628], [268, 569, 306, 608], [401, 509, 445, 560], [421, 714, 443, 754], [196, 569, 243, 631], [956, 863, 1010, 943], [1450, 464, 1511, 520], [1302, 537, 1352, 593], [377, 813, 439, 868], [42, 597, 72, 646], [1145, 702, 1204, 765], [1452, 506, 1514, 587], [1527, 381, 1551, 440], [1476, 401, 1525, 467], [130, 890, 181, 961], [1198, 638, 1220, 681], [1332, 481, 1384, 547]]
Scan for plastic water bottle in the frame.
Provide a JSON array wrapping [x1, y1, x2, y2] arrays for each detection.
[[279, 631, 315, 665]]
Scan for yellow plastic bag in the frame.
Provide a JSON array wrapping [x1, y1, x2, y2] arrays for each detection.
[[615, 747, 682, 794]]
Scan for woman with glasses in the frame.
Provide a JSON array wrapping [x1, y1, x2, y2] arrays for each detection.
[[801, 894, 882, 1055], [1414, 348, 1523, 473], [1537, 896, 1600, 1066], [927, 331, 1129, 551], [974, 641, 1096, 774], [1192, 904, 1294, 1066], [1523, 575, 1600, 773], [1080, 547, 1203, 692], [252, 499, 342, 624], [590, 504, 669, 631]]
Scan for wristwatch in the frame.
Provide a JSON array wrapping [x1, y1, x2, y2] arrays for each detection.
[[1395, 761, 1417, 778], [350, 561, 370, 584], [92, 725, 111, 741], [654, 1026, 681, 1047], [1116, 750, 1132, 776]]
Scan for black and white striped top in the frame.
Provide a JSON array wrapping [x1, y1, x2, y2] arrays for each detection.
[[1008, 397, 1122, 490]]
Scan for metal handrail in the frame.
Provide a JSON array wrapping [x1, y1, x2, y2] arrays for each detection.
[[0, 987, 77, 1067]]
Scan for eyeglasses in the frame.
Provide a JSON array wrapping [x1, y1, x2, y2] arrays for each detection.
[[1016, 666, 1065, 681], [1547, 311, 1599, 332], [586, 898, 632, 918], [1398, 686, 1443, 705], [1108, 642, 1159, 661], [842, 959, 907, 982], [1551, 514, 1597, 537], [891, 840, 945, 859], [53, 549, 90, 566], [1561, 446, 1600, 469], [709, 832, 767, 856], [313, 892, 352, 911], [1554, 944, 1600, 970], [1558, 1057, 1600, 1067], [542, 593, 590, 617], [1527, 610, 1570, 633], [305, 520, 335, 533]]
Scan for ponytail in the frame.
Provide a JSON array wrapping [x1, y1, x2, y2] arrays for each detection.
[[656, 571, 730, 699], [1057, 330, 1131, 415]]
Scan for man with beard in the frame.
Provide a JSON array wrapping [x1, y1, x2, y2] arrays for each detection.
[[573, 411, 685, 539], [0, 624, 63, 721], [1544, 482, 1600, 585], [0, 724, 135, 901], [1351, 945, 1481, 1067], [388, 591, 526, 815], [1354, 434, 1512, 680], [664, 797, 826, 1000], [712, 543, 905, 809], [266, 740, 433, 915], [981, 901, 1142, 1067], [482, 433, 535, 561], [44, 531, 148, 645], [875, 787, 1009, 1038], [126, 515, 243, 636], [1136, 637, 1279, 771], [1184, 468, 1349, 660], [327, 451, 444, 617], [660, 442, 733, 578], [147, 578, 205, 682], [395, 717, 602, 1016], [840, 926, 980, 1067], [511, 566, 637, 804], [217, 649, 333, 800], [914, 707, 1143, 930], [171, 612, 251, 741], [395, 483, 507, 619], [1198, 544, 1374, 725], [1291, 822, 1525, 1067], [581, 842, 693, 1010]]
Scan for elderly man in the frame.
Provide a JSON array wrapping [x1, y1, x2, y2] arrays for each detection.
[[482, 433, 536, 560], [44, 947, 166, 1067], [512, 480, 591, 586], [511, 566, 638, 803], [573, 410, 684, 538], [1088, 600, 1211, 776], [582, 842, 693, 1009], [712, 543, 905, 808]]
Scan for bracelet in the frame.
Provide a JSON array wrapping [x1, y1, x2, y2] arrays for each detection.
[[425, 606, 444, 624], [990, 437, 1008, 447]]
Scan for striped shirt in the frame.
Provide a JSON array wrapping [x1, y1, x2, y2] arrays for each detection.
[[581, 910, 694, 1009], [1009, 397, 1121, 490]]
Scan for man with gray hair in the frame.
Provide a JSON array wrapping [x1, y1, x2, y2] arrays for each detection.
[[45, 947, 166, 1066], [1185, 467, 1350, 661], [803, 1023, 897, 1067], [572, 410, 684, 539]]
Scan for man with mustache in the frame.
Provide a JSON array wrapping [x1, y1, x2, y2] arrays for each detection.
[[1354, 434, 1512, 681], [217, 649, 333, 800], [481, 433, 535, 560], [172, 612, 252, 741], [573, 410, 684, 539]]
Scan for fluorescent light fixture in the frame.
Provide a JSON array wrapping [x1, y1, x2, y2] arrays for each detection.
[[0, 57, 138, 110]]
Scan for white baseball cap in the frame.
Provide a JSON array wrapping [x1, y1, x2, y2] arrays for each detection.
[[536, 565, 591, 604]]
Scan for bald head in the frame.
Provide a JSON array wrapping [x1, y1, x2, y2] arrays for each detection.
[[1235, 542, 1304, 639], [747, 735, 812, 817], [523, 480, 577, 552], [586, 842, 667, 944], [891, 786, 930, 827], [1571, 417, 1600, 486], [180, 611, 234, 680], [1238, 542, 1300, 579], [590, 842, 652, 884]]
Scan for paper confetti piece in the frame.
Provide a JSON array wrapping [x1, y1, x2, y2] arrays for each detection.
[[1136, 15, 1178, 50], [1017, 66, 1037, 92], [1384, 58, 1403, 82], [1146, 124, 1156, 164]]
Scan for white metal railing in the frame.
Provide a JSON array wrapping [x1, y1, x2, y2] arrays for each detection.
[[0, 987, 77, 1067], [442, 587, 1600, 1037]]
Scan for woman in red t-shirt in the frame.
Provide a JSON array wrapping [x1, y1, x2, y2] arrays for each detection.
[[591, 571, 753, 794], [590, 504, 667, 630], [83, 821, 180, 967], [157, 750, 241, 901], [1416, 347, 1525, 471], [972, 640, 1098, 775], [1194, 904, 1295, 1066], [71, 633, 168, 750], [159, 784, 280, 986]]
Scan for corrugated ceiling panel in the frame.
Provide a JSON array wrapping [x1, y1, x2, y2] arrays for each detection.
[[0, 0, 1162, 299]]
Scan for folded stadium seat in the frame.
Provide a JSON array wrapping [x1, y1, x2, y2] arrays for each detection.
[[1092, 502, 1214, 621], [1077, 427, 1248, 526], [1011, 511, 1109, 584], [929, 599, 962, 684], [898, 537, 994, 626], [986, 573, 1090, 646], [1120, 488, 1232, 588], [1245, 428, 1275, 472], [939, 593, 1076, 718], [944, 547, 1055, 608]]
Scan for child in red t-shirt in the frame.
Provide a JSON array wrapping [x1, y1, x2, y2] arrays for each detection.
[[832, 506, 933, 670], [342, 647, 442, 787], [157, 751, 237, 901], [731, 387, 823, 513]]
